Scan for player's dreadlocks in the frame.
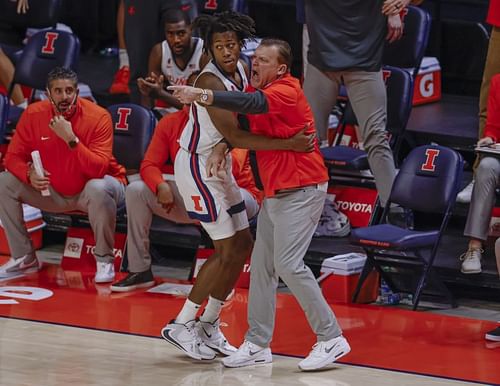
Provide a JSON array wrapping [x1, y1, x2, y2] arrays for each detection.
[[193, 11, 256, 55]]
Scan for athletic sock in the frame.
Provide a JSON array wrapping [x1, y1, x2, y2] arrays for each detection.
[[199, 296, 224, 323], [176, 299, 201, 324], [119, 48, 129, 68]]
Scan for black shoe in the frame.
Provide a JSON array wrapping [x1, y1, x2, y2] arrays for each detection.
[[485, 326, 500, 342], [110, 269, 155, 292]]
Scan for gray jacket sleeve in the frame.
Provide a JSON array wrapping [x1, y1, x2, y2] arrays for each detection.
[[211, 90, 269, 114]]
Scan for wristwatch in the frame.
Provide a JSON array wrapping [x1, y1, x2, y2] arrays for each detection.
[[68, 136, 80, 149], [199, 89, 209, 104]]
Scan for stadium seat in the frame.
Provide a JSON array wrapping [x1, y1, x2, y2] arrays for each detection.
[[3, 29, 80, 143], [322, 66, 413, 173], [107, 103, 156, 179], [383, 5, 431, 78], [350, 145, 463, 310]]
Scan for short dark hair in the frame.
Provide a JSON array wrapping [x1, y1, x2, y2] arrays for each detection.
[[162, 8, 191, 26], [194, 11, 256, 54], [46, 66, 78, 89], [259, 38, 293, 71]]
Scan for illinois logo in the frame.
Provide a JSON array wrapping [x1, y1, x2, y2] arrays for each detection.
[[0, 287, 53, 305]]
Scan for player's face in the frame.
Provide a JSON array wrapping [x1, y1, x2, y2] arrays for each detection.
[[251, 45, 287, 89], [211, 31, 241, 75], [47, 79, 78, 114], [165, 20, 192, 56]]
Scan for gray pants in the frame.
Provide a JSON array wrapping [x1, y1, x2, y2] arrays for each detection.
[[464, 156, 500, 241], [0, 172, 125, 262], [303, 63, 396, 206], [126, 179, 260, 272], [245, 186, 342, 347]]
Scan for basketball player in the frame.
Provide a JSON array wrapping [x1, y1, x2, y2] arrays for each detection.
[[160, 12, 314, 361], [137, 8, 209, 110]]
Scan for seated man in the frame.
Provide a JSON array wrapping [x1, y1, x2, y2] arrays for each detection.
[[110, 107, 261, 292], [137, 8, 208, 112], [460, 73, 500, 274], [0, 67, 126, 283]]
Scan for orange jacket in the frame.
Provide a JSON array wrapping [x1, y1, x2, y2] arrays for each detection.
[[248, 74, 328, 197], [140, 108, 262, 203], [484, 74, 500, 142], [5, 98, 126, 196]]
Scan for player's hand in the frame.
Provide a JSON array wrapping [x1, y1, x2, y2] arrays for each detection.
[[288, 127, 316, 152], [386, 14, 403, 43], [49, 115, 75, 143], [477, 136, 495, 147], [17, 0, 29, 14], [28, 164, 50, 192], [167, 85, 203, 104], [157, 182, 175, 212], [206, 143, 227, 178], [382, 0, 408, 15]]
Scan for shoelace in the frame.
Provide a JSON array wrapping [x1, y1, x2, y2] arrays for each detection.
[[459, 248, 483, 261]]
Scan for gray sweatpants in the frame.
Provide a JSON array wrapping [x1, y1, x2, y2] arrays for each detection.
[[303, 63, 396, 206], [125, 179, 260, 273], [464, 156, 500, 241], [0, 171, 125, 262], [245, 186, 342, 347]]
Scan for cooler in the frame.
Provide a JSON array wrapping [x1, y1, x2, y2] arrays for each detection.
[[412, 57, 442, 106], [0, 205, 45, 255], [319, 253, 379, 304]]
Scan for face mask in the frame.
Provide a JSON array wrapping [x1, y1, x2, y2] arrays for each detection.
[[46, 88, 79, 120]]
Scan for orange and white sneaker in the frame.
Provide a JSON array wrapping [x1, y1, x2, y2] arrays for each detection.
[[109, 66, 130, 94], [0, 253, 41, 278]]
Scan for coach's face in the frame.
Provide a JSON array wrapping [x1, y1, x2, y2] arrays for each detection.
[[211, 31, 241, 75], [250, 45, 287, 89]]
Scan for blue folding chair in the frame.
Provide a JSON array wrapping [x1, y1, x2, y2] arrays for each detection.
[[108, 103, 156, 177], [350, 145, 463, 310], [0, 95, 8, 143], [321, 66, 413, 172], [383, 5, 431, 78], [4, 29, 80, 143]]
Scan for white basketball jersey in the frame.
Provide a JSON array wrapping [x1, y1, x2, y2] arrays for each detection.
[[161, 37, 204, 86], [179, 60, 248, 155]]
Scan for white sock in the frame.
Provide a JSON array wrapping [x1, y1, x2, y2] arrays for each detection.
[[16, 99, 28, 109], [119, 49, 129, 68], [199, 296, 224, 323], [176, 299, 201, 324]]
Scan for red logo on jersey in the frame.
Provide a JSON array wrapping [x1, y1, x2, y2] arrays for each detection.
[[127, 6, 136, 15], [191, 195, 203, 211], [115, 108, 132, 131], [421, 149, 440, 172], [41, 32, 59, 54], [204, 0, 218, 10]]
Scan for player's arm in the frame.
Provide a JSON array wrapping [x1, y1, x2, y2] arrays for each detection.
[[195, 76, 313, 152]]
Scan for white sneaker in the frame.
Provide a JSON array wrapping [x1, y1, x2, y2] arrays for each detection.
[[460, 248, 482, 274], [222, 340, 272, 368], [196, 319, 237, 355], [95, 262, 115, 283], [0, 253, 41, 278], [298, 335, 351, 371], [161, 319, 216, 360], [456, 180, 474, 204]]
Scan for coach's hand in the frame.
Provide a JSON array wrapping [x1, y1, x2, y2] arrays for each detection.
[[157, 182, 175, 213]]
